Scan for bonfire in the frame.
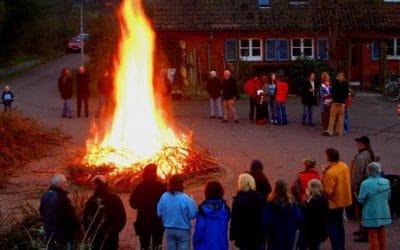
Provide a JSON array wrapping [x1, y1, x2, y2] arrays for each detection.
[[71, 0, 221, 191]]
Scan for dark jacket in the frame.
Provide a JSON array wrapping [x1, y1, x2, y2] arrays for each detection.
[[129, 180, 166, 234], [58, 77, 73, 99], [250, 170, 272, 199], [193, 199, 231, 250], [303, 195, 329, 246], [301, 80, 319, 106], [331, 80, 349, 104], [76, 72, 90, 98], [39, 185, 79, 244], [262, 200, 304, 250], [207, 77, 222, 99], [83, 186, 126, 250], [222, 77, 238, 100], [1, 91, 14, 104], [230, 190, 265, 249], [97, 76, 113, 97]]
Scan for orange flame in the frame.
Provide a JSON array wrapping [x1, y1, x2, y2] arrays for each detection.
[[84, 0, 188, 177]]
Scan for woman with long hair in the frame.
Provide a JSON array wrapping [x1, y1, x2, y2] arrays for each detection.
[[58, 68, 73, 118], [262, 179, 303, 250], [130, 164, 166, 250]]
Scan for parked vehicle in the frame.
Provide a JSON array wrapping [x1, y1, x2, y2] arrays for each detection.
[[384, 74, 400, 102], [66, 33, 89, 53]]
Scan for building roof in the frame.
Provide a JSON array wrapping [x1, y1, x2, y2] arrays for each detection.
[[149, 0, 400, 32]]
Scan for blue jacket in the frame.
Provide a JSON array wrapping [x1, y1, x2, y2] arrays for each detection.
[[262, 200, 304, 250], [193, 199, 230, 250], [157, 191, 197, 230], [358, 176, 392, 228]]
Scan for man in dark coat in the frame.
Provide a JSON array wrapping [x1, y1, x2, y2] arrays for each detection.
[[96, 69, 113, 117], [58, 68, 73, 118], [221, 70, 239, 123], [301, 72, 319, 126], [130, 164, 167, 250], [206, 71, 223, 119], [83, 175, 127, 250], [76, 66, 90, 117], [40, 174, 79, 250], [248, 160, 272, 199]]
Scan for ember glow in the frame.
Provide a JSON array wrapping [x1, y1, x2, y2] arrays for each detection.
[[83, 0, 189, 177]]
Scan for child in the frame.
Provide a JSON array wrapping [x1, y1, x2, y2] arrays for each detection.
[[291, 157, 320, 204], [1, 86, 15, 112]]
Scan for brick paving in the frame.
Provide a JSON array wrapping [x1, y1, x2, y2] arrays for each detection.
[[3, 54, 400, 249]]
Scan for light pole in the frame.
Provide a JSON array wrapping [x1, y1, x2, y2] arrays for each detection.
[[80, 0, 84, 67]]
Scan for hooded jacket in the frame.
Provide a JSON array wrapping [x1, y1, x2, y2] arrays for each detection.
[[193, 199, 230, 250]]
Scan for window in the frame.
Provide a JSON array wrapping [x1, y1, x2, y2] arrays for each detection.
[[239, 39, 262, 61], [317, 39, 329, 60], [371, 42, 380, 61], [289, 0, 307, 4], [384, 0, 400, 2], [291, 38, 313, 60], [387, 38, 400, 59], [265, 39, 289, 61], [225, 40, 237, 62], [258, 0, 270, 7]]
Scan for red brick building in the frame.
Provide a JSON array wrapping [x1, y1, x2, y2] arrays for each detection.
[[148, 0, 400, 87]]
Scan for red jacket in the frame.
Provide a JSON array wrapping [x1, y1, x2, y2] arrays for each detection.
[[292, 169, 320, 203], [244, 78, 262, 99], [275, 81, 289, 103]]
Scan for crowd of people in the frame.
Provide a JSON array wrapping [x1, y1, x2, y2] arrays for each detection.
[[39, 136, 393, 250], [206, 70, 352, 135]]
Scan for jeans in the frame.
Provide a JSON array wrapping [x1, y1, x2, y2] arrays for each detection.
[[275, 102, 287, 125], [269, 99, 276, 122], [368, 227, 386, 250], [327, 103, 345, 136], [344, 108, 350, 134], [223, 99, 238, 121], [77, 96, 89, 117], [249, 97, 257, 121], [165, 228, 191, 250], [62, 99, 72, 117], [302, 105, 314, 125], [327, 208, 345, 250], [209, 97, 223, 118]]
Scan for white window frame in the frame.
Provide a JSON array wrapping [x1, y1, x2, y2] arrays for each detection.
[[289, 0, 308, 4], [384, 0, 400, 3], [291, 38, 314, 60], [239, 39, 263, 61], [387, 38, 400, 60]]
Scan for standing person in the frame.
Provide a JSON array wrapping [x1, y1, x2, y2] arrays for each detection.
[[358, 162, 391, 250], [206, 71, 223, 119], [291, 157, 320, 204], [130, 164, 166, 250], [321, 148, 352, 250], [275, 77, 289, 126], [39, 174, 79, 250], [303, 179, 329, 250], [301, 72, 318, 126], [350, 136, 377, 242], [193, 181, 230, 250], [76, 66, 90, 117], [323, 72, 349, 136], [230, 173, 265, 250], [1, 85, 15, 112], [344, 89, 353, 134], [255, 76, 270, 125], [249, 160, 272, 199], [221, 70, 239, 123], [262, 179, 304, 250], [319, 72, 332, 130], [268, 73, 277, 124], [96, 69, 112, 117], [58, 68, 73, 118], [83, 176, 127, 250], [157, 174, 197, 250], [244, 76, 262, 122]]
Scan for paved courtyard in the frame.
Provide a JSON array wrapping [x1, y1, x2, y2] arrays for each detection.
[[1, 54, 399, 249]]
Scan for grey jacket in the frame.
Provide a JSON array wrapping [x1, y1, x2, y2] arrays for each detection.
[[350, 150, 373, 193]]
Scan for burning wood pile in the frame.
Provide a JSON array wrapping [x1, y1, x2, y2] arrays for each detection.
[[70, 0, 223, 192]]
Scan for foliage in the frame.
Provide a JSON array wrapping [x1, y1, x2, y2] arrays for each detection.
[[0, 111, 66, 187], [236, 60, 255, 94], [289, 56, 336, 94]]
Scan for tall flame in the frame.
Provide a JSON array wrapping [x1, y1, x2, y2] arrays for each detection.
[[84, 0, 188, 177]]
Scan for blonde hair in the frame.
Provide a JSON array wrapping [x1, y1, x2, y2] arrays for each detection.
[[268, 178, 294, 204], [237, 173, 256, 192], [321, 72, 330, 82], [306, 179, 323, 197]]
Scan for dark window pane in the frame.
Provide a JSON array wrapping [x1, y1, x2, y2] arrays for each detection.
[[240, 40, 249, 47], [304, 39, 312, 47], [252, 39, 261, 47], [387, 47, 395, 56], [318, 39, 328, 60], [258, 0, 269, 6], [240, 49, 249, 57], [293, 48, 301, 57], [277, 40, 289, 60], [225, 40, 237, 61], [371, 42, 380, 60], [266, 40, 276, 61], [387, 39, 394, 47], [304, 48, 312, 56], [252, 48, 261, 56], [292, 39, 301, 47]]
